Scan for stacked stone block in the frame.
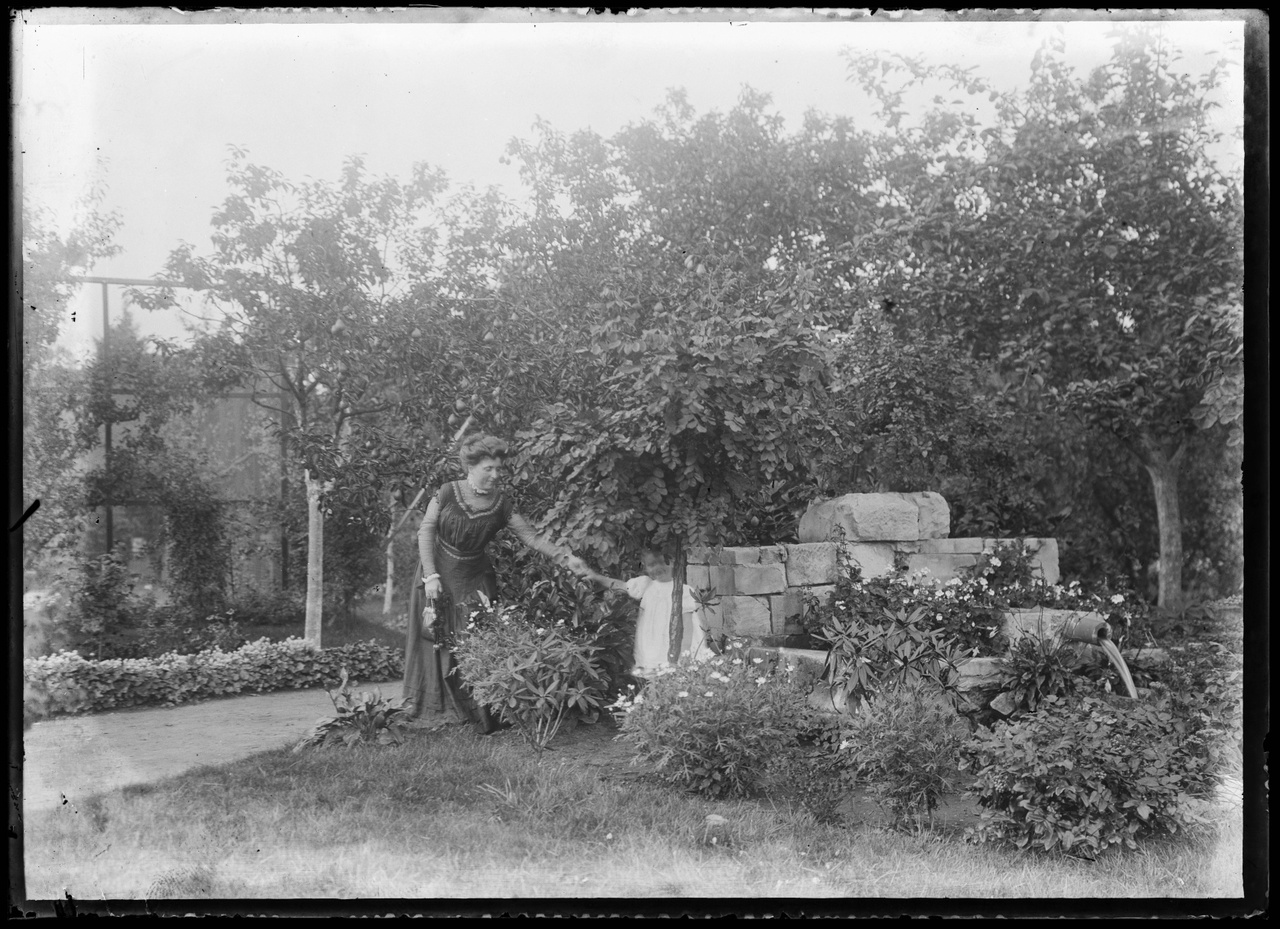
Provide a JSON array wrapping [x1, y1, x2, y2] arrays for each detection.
[[687, 542, 839, 639], [689, 492, 1061, 645]]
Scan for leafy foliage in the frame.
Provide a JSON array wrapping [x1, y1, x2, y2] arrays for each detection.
[[615, 645, 811, 798], [294, 668, 412, 750], [839, 687, 970, 832], [961, 692, 1222, 857], [451, 603, 611, 757], [997, 631, 1087, 715], [23, 638, 403, 721], [21, 187, 121, 571]]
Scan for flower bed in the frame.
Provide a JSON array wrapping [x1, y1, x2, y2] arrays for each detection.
[[23, 637, 404, 721]]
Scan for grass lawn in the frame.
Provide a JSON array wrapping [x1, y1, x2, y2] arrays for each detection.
[[23, 715, 1243, 904]]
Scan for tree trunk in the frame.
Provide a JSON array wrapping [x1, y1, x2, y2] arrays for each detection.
[[667, 537, 686, 665], [1138, 436, 1186, 617], [304, 469, 326, 645], [383, 492, 396, 615]]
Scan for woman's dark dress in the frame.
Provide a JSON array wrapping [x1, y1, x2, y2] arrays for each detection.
[[403, 481, 513, 732]]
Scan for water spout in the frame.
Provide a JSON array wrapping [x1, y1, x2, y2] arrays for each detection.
[[1098, 638, 1139, 700]]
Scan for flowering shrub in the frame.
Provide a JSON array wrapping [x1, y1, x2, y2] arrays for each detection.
[[23, 638, 403, 721], [804, 539, 1151, 662], [961, 692, 1221, 856], [294, 668, 413, 751], [838, 686, 970, 832], [615, 643, 812, 798], [452, 602, 610, 756]]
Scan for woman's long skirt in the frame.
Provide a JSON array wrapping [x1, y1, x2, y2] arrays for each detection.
[[403, 557, 499, 733]]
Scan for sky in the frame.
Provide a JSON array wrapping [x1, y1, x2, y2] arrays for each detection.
[[14, 9, 1246, 362]]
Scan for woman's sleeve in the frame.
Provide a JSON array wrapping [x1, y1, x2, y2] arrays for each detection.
[[625, 576, 652, 601], [417, 491, 443, 576], [507, 511, 570, 565]]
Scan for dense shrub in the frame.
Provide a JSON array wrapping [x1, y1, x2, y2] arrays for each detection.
[[493, 536, 640, 700], [615, 644, 812, 798], [838, 687, 970, 832], [63, 552, 165, 659], [452, 602, 611, 756], [961, 692, 1222, 856], [225, 588, 307, 627], [23, 638, 403, 721], [810, 598, 967, 711]]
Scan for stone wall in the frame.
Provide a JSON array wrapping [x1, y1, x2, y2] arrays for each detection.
[[688, 493, 1061, 643]]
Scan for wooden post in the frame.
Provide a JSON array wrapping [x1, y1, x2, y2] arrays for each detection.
[[303, 469, 327, 646]]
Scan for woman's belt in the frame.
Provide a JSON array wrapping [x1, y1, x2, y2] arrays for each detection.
[[437, 537, 487, 562]]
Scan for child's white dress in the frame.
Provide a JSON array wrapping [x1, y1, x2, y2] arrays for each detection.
[[625, 576, 709, 677]]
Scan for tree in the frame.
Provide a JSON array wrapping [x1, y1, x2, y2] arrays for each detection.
[[843, 28, 1244, 613], [136, 149, 469, 639], [21, 187, 121, 576]]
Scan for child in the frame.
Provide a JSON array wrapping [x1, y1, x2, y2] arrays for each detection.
[[589, 550, 711, 678]]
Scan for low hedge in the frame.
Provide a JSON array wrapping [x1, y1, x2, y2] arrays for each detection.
[[23, 637, 405, 722]]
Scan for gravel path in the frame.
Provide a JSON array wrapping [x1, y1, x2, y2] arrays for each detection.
[[20, 682, 401, 818]]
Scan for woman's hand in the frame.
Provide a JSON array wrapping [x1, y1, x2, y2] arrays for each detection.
[[422, 574, 442, 599]]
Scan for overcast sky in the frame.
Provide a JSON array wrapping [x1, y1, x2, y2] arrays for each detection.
[[14, 9, 1246, 360]]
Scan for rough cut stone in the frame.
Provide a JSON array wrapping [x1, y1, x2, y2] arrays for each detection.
[[989, 691, 1020, 717], [906, 552, 978, 581], [685, 565, 711, 591], [843, 542, 897, 579], [1003, 608, 1110, 645], [905, 491, 951, 539], [722, 595, 772, 636], [757, 545, 786, 565], [783, 543, 839, 586], [917, 538, 985, 555], [720, 546, 760, 565], [711, 564, 736, 596], [799, 493, 921, 542], [733, 562, 787, 596], [798, 492, 953, 543], [801, 584, 838, 608], [770, 589, 805, 627]]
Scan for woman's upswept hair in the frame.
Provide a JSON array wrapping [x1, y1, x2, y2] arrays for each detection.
[[457, 433, 509, 471]]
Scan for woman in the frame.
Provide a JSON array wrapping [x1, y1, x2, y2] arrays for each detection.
[[404, 433, 589, 733]]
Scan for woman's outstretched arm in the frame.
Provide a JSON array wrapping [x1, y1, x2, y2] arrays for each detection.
[[507, 512, 589, 575]]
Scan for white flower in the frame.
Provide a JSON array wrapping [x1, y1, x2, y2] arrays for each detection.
[[977, 577, 989, 588], [634, 694, 644, 705], [732, 658, 743, 665], [990, 557, 1002, 567], [756, 677, 768, 685], [1069, 580, 1081, 588], [678, 691, 689, 698], [752, 657, 764, 664], [839, 739, 853, 750], [704, 691, 715, 697], [936, 614, 943, 622], [1110, 594, 1125, 604], [535, 627, 545, 635]]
